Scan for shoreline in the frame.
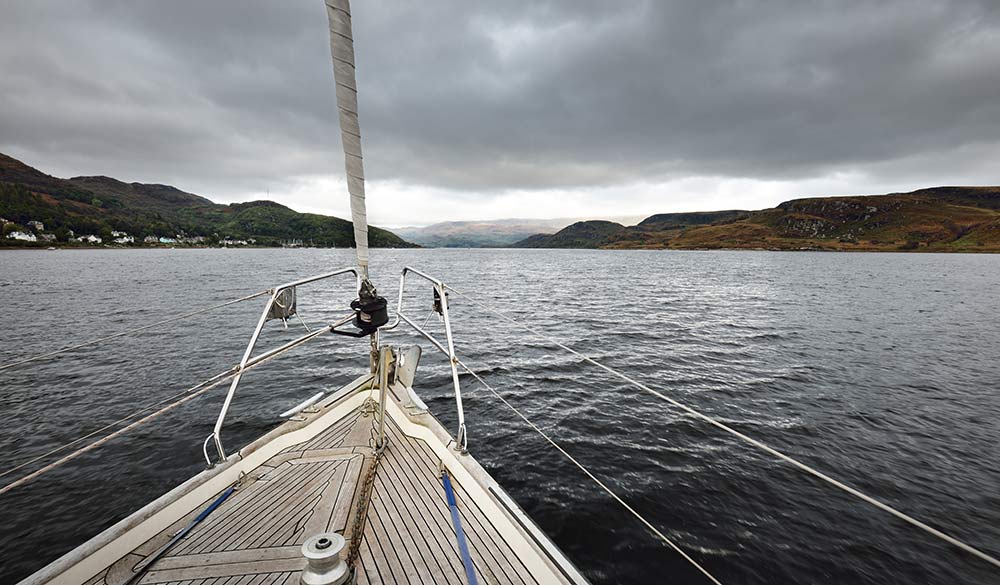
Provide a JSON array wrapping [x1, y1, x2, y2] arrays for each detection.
[[2, 245, 998, 254]]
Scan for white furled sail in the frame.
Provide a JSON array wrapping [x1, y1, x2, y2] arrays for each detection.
[[326, 0, 370, 278]]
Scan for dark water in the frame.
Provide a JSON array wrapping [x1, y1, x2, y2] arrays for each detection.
[[1, 248, 998, 584]]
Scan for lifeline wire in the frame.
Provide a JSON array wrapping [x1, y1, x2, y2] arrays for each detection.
[[0, 289, 270, 373], [0, 322, 335, 496], [0, 367, 237, 483], [446, 285, 1000, 572], [457, 359, 723, 585]]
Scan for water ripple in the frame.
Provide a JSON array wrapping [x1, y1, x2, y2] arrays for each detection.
[[0, 249, 998, 585]]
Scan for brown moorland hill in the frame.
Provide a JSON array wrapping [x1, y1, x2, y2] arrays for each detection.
[[518, 188, 1000, 252]]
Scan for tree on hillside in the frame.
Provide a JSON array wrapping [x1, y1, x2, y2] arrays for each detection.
[[3, 223, 23, 237]]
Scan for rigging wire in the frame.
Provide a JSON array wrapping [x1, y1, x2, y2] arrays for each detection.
[[0, 372, 231, 497], [457, 358, 723, 585], [445, 285, 1000, 572], [0, 289, 270, 373], [294, 311, 313, 333], [0, 321, 335, 497], [0, 367, 237, 483]]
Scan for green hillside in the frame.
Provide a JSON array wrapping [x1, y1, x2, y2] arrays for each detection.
[[512, 220, 628, 249], [0, 153, 414, 248]]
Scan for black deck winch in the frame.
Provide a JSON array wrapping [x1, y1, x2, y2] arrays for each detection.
[[350, 294, 388, 333], [334, 280, 389, 338]]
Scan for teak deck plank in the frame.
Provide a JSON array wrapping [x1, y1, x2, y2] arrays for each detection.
[[383, 420, 534, 585], [378, 424, 505, 585], [53, 385, 578, 585], [374, 459, 464, 584]]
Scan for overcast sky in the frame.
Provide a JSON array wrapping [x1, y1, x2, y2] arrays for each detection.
[[2, 1, 999, 227]]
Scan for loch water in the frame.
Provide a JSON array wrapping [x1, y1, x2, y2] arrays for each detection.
[[1, 248, 998, 584]]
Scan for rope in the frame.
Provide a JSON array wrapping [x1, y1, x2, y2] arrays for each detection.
[[0, 322, 332, 496], [0, 289, 270, 373], [457, 359, 723, 585], [446, 285, 1000, 572], [295, 311, 313, 333]]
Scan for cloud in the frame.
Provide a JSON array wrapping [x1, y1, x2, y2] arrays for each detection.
[[1, 0, 998, 225]]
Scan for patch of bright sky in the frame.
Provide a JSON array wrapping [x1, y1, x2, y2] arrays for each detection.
[[229, 169, 918, 229]]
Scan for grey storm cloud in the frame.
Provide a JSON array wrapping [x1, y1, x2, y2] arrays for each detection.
[[1, 0, 999, 200]]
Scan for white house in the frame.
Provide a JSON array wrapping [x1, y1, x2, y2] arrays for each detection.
[[7, 231, 37, 242], [27, 220, 44, 232], [114, 235, 134, 244], [77, 235, 102, 244], [143, 235, 159, 244], [159, 236, 177, 244]]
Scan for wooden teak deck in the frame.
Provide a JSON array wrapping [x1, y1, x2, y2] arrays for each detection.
[[22, 375, 588, 585]]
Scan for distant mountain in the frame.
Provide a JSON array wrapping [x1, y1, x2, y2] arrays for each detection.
[[394, 218, 575, 247], [0, 152, 414, 247], [395, 215, 650, 247], [514, 188, 1000, 252], [512, 220, 628, 248]]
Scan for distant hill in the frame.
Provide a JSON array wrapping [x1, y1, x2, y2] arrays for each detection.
[[637, 210, 749, 230], [0, 153, 413, 247], [395, 218, 573, 248], [514, 188, 1000, 252], [512, 220, 628, 248]]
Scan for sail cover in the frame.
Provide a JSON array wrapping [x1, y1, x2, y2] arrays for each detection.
[[326, 0, 370, 277]]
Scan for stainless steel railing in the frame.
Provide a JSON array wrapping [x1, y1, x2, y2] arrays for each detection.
[[206, 265, 470, 464], [206, 267, 361, 463], [385, 266, 468, 452]]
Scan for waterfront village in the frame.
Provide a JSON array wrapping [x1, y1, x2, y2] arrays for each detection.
[[0, 217, 255, 247]]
